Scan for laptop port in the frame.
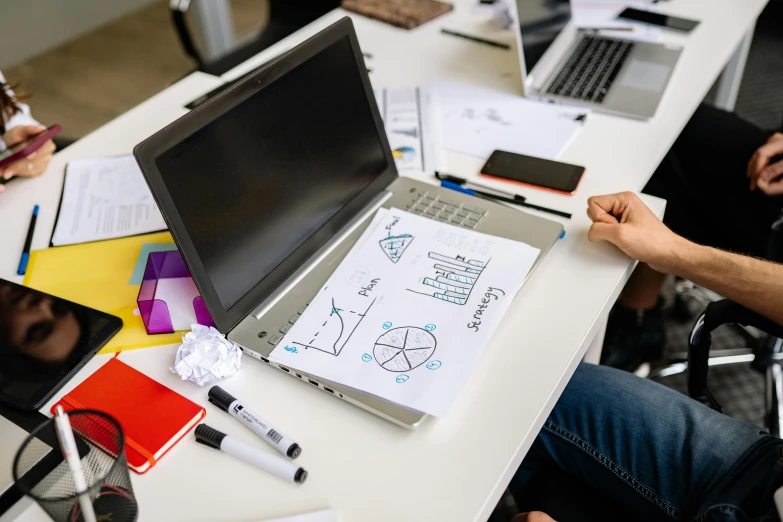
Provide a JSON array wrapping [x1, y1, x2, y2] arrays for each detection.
[[260, 357, 269, 363], [308, 379, 319, 386], [323, 387, 334, 394], [295, 373, 302, 378], [279, 366, 290, 372]]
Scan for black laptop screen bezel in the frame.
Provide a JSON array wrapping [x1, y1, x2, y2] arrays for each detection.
[[133, 18, 398, 333]]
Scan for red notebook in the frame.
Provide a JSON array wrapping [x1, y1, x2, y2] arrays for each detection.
[[52, 357, 205, 474]]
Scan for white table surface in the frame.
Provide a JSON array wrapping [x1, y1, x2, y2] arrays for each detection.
[[3, 0, 766, 520]]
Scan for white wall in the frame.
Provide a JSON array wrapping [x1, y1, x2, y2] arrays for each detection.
[[0, 0, 160, 69]]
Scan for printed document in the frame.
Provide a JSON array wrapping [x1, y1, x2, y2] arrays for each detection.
[[51, 155, 166, 246], [270, 209, 539, 416], [432, 80, 588, 160], [374, 86, 443, 176]]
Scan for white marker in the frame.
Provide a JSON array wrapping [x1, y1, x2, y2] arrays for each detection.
[[54, 406, 96, 522], [208, 386, 301, 459], [194, 424, 307, 484]]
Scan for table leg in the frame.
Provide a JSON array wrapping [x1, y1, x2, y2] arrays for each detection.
[[583, 313, 608, 364], [189, 0, 237, 62], [714, 22, 756, 112]]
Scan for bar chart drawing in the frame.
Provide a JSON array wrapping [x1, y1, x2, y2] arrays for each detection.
[[407, 252, 489, 305]]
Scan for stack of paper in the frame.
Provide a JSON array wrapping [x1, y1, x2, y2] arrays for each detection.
[[52, 155, 166, 246], [270, 208, 540, 416], [431, 80, 588, 161]]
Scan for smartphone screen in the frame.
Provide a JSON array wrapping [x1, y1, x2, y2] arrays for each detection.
[[481, 150, 585, 194], [617, 8, 699, 33]]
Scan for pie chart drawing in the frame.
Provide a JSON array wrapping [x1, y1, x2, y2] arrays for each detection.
[[374, 327, 437, 372]]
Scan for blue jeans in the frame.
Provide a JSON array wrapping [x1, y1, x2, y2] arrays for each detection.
[[514, 363, 783, 521]]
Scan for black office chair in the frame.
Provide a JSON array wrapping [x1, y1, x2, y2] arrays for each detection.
[[650, 218, 783, 436], [170, 0, 340, 76]]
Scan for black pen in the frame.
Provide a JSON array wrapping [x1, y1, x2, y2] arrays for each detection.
[[436, 171, 522, 200], [441, 29, 510, 50], [17, 204, 39, 276], [439, 176, 572, 219]]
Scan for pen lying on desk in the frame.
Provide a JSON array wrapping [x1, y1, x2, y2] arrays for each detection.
[[436, 173, 572, 219]]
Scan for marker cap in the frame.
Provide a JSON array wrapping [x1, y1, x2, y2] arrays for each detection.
[[294, 468, 308, 484], [194, 424, 226, 449], [207, 385, 236, 412]]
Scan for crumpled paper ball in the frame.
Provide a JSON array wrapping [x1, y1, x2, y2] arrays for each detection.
[[170, 324, 242, 386]]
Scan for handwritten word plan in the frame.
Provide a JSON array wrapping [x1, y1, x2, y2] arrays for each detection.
[[270, 209, 540, 416]]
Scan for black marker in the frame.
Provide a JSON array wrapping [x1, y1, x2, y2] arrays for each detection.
[[441, 29, 510, 50], [195, 424, 307, 484], [208, 386, 301, 458]]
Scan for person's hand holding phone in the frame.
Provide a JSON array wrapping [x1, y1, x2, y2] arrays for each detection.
[[2, 125, 56, 183]]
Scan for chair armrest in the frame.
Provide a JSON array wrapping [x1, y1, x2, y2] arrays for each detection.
[[170, 0, 204, 69], [688, 299, 783, 411]]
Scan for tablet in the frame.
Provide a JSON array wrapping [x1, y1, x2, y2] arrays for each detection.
[[0, 278, 122, 410]]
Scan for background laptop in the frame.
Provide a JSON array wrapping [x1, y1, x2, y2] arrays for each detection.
[[134, 18, 564, 428], [512, 0, 682, 119]]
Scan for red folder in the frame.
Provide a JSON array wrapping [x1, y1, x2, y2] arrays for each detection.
[[52, 357, 205, 474]]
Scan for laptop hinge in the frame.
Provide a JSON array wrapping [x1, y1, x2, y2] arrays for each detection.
[[249, 190, 393, 320]]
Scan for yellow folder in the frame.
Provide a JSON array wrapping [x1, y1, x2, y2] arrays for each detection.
[[23, 232, 184, 353]]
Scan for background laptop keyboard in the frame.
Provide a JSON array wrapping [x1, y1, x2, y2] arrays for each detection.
[[265, 191, 488, 348], [545, 34, 635, 104]]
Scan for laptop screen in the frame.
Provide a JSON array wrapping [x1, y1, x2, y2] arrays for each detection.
[[155, 37, 390, 312], [516, 0, 572, 74]]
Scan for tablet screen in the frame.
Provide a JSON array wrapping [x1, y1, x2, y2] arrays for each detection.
[[0, 279, 122, 410]]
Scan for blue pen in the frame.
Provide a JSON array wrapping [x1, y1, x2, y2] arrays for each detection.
[[439, 180, 572, 219], [17, 205, 39, 276]]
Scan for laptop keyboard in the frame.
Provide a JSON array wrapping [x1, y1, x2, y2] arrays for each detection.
[[404, 191, 488, 229], [545, 34, 635, 104], [265, 192, 488, 347]]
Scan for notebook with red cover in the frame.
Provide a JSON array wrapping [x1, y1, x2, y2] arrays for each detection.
[[51, 357, 205, 474]]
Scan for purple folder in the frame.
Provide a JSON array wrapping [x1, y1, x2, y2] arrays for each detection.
[[137, 250, 215, 334]]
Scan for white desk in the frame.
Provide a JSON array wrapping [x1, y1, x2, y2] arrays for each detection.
[[3, 1, 765, 520]]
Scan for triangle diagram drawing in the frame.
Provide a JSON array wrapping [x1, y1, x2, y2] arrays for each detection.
[[379, 234, 414, 263]]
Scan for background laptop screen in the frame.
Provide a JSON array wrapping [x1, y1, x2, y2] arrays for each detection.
[[516, 0, 572, 74], [156, 37, 390, 311]]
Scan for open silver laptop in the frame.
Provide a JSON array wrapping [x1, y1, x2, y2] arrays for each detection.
[[134, 18, 564, 429], [512, 0, 682, 119]]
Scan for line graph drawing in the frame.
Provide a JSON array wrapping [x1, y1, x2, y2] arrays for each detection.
[[379, 234, 414, 263], [407, 252, 489, 305], [374, 327, 437, 372], [292, 297, 375, 356]]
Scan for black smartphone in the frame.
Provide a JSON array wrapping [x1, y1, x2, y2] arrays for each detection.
[[617, 7, 699, 33], [481, 150, 585, 195]]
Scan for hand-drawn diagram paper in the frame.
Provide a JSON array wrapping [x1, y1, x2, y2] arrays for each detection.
[[52, 155, 166, 246], [270, 209, 540, 416], [374, 86, 443, 176], [432, 80, 588, 160]]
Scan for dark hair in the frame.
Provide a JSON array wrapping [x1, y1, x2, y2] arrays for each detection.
[[0, 80, 28, 135]]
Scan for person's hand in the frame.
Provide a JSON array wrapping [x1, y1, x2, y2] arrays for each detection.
[[1, 125, 55, 182], [512, 512, 557, 522], [587, 192, 688, 273], [748, 132, 783, 194]]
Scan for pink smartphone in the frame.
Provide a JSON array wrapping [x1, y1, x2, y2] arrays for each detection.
[[0, 124, 61, 172]]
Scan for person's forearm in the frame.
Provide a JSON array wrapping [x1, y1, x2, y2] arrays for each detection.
[[665, 238, 783, 325]]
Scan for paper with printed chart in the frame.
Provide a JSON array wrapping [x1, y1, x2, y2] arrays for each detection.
[[270, 208, 539, 416], [373, 86, 443, 176]]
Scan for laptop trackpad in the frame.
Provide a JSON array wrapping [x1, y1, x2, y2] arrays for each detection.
[[620, 60, 670, 92]]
